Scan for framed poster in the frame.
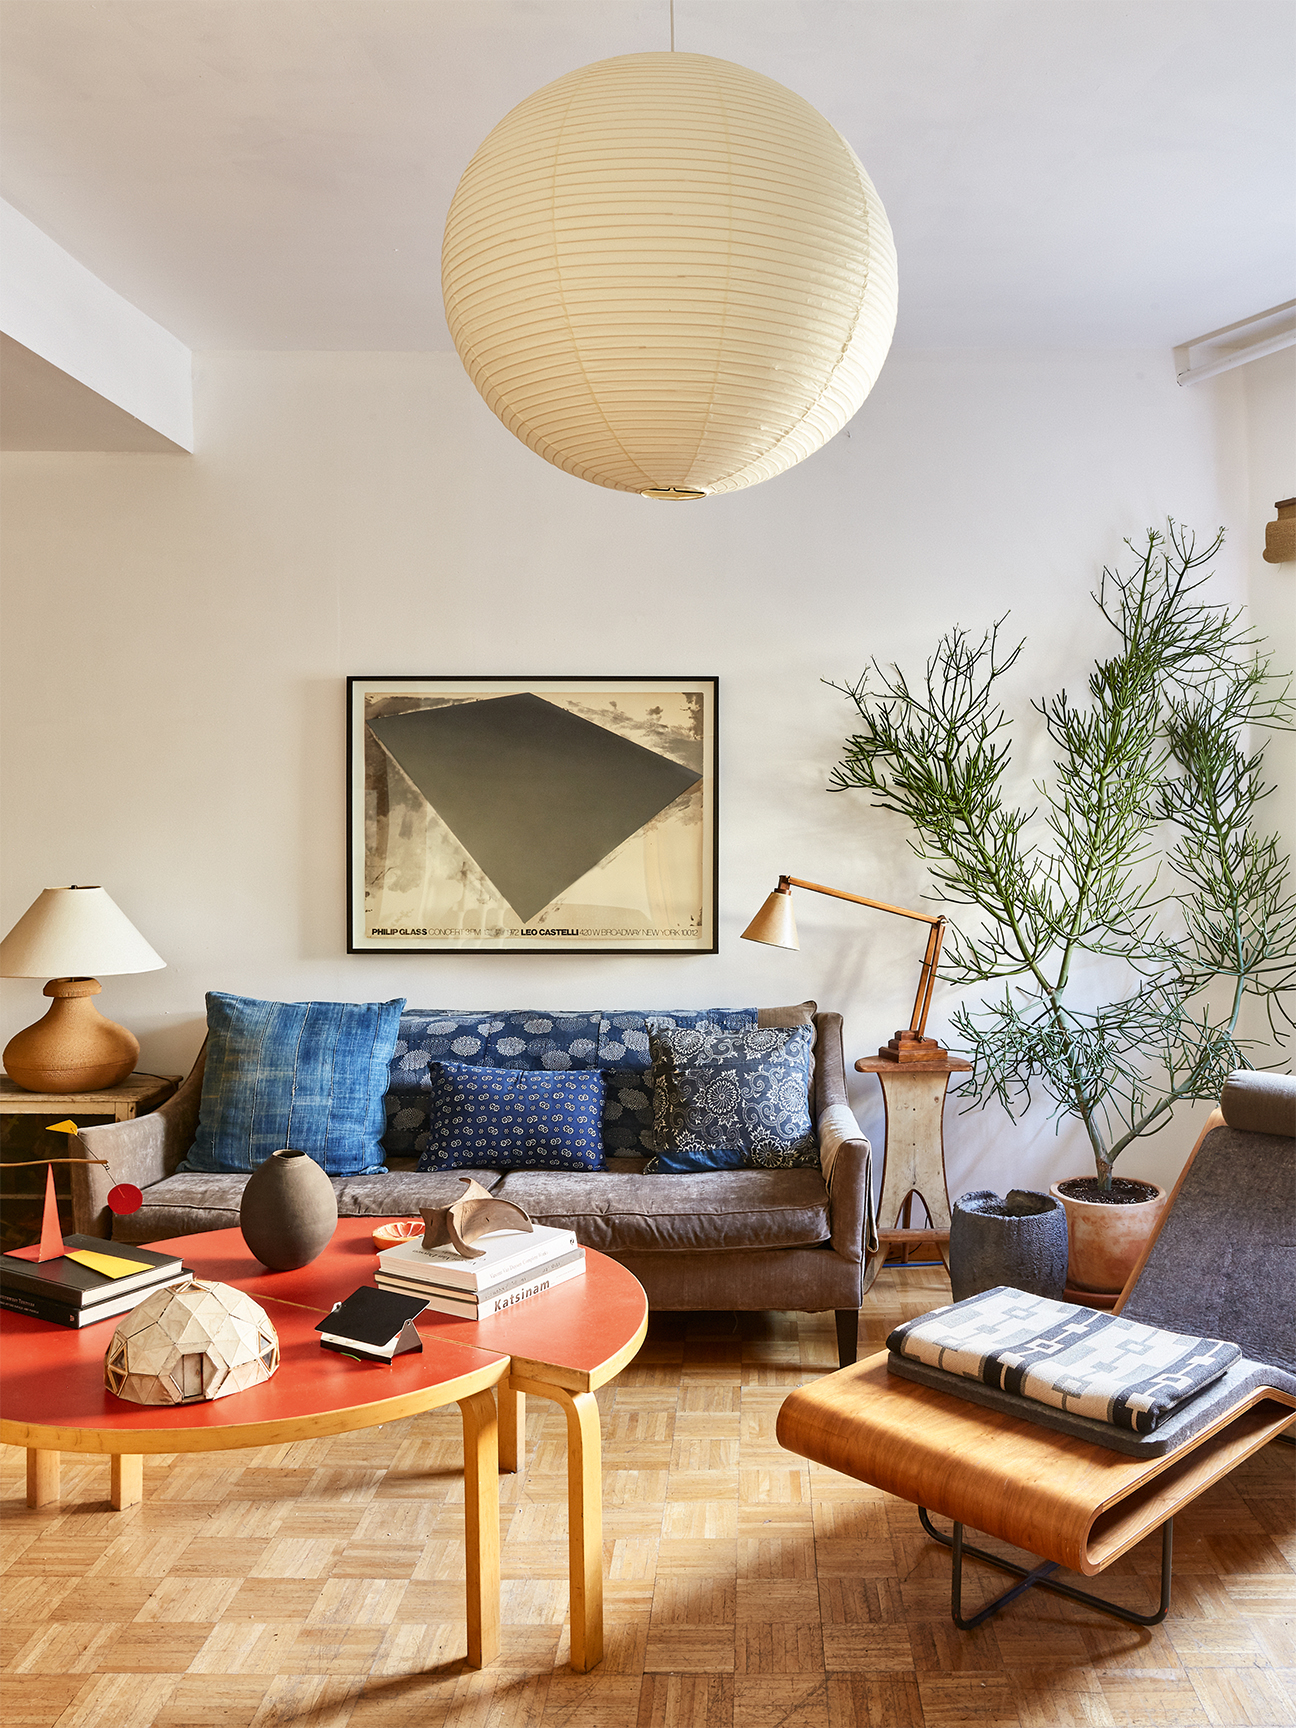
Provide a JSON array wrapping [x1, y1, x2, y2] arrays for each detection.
[[348, 676, 718, 953]]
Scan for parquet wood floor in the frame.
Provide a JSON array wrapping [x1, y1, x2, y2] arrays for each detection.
[[3, 1268, 1292, 1727]]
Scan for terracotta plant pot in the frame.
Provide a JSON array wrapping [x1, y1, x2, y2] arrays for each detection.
[[239, 1149, 338, 1271], [1049, 1176, 1167, 1294]]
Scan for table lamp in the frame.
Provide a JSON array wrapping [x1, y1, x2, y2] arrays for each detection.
[[742, 874, 948, 1062], [0, 886, 165, 1093]]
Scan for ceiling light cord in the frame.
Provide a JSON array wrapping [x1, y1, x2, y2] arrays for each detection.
[[669, 0, 675, 50]]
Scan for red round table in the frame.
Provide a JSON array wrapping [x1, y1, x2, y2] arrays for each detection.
[[1, 1219, 649, 1673], [191, 1219, 650, 1672]]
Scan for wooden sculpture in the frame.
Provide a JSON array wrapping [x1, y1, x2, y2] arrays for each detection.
[[420, 1178, 534, 1259]]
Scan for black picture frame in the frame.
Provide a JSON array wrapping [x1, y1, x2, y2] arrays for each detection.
[[347, 675, 719, 954]]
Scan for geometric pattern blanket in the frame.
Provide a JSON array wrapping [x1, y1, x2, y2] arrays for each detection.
[[887, 1286, 1241, 1433]]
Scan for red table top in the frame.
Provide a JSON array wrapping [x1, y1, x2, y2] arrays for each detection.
[[0, 1220, 648, 1445], [0, 1292, 507, 1451], [182, 1219, 649, 1394]]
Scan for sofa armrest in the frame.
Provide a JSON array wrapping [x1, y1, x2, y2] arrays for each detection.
[[813, 1012, 878, 1265], [70, 1043, 207, 1238]]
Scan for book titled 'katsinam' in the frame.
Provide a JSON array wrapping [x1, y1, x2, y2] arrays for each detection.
[[377, 1248, 586, 1318], [376, 1225, 578, 1290]]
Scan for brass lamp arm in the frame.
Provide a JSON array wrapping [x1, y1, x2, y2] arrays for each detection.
[[778, 876, 941, 928], [774, 876, 947, 1040]]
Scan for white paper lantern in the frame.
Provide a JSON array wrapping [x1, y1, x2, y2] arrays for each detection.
[[442, 52, 897, 499]]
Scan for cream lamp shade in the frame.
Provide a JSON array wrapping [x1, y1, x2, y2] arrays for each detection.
[[0, 886, 165, 978], [442, 52, 898, 499], [1, 886, 165, 1094]]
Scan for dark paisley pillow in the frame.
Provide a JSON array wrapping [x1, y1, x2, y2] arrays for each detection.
[[599, 1007, 759, 1154], [645, 1025, 818, 1174]]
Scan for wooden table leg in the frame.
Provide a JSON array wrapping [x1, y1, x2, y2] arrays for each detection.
[[111, 1454, 143, 1510], [459, 1388, 500, 1669], [512, 1376, 603, 1672], [562, 1389, 604, 1673], [498, 1377, 525, 1474], [26, 1448, 58, 1508]]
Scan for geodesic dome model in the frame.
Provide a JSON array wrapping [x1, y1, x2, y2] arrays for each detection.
[[104, 1279, 279, 1405]]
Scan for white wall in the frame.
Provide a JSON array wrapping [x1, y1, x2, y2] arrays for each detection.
[[2, 342, 1283, 1205]]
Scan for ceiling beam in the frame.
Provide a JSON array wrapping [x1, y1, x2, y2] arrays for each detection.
[[0, 199, 192, 451]]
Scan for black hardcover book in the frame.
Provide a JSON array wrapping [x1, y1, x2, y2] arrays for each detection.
[[0, 1271, 193, 1329], [0, 1236, 185, 1307], [315, 1286, 428, 1360]]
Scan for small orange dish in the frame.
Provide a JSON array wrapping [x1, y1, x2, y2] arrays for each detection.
[[372, 1219, 423, 1249]]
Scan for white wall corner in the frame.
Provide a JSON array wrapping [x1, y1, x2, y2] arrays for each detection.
[[0, 199, 192, 451]]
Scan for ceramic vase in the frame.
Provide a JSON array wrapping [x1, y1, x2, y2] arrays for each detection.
[[239, 1149, 338, 1271], [949, 1189, 1069, 1303], [1049, 1178, 1167, 1294]]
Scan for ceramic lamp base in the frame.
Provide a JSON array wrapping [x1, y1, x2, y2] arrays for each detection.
[[2, 977, 139, 1092]]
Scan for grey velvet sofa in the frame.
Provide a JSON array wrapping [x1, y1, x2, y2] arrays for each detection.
[[72, 1005, 879, 1367]]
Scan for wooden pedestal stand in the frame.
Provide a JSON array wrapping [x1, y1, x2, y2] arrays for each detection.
[[856, 1051, 971, 1295]]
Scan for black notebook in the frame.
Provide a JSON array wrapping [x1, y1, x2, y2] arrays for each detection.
[[0, 1236, 184, 1307], [315, 1286, 428, 1360]]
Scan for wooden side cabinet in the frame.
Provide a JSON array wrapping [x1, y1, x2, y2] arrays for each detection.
[[0, 1072, 178, 1251]]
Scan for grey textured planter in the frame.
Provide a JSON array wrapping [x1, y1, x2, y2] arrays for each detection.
[[239, 1149, 338, 1271], [949, 1189, 1068, 1304]]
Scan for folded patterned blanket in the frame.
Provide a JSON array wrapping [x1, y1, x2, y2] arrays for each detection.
[[887, 1286, 1240, 1433]]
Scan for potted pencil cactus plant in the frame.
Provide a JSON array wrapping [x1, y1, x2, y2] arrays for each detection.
[[830, 523, 1295, 1293]]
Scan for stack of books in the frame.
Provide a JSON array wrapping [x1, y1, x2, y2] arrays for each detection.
[[375, 1223, 585, 1319], [0, 1235, 190, 1329]]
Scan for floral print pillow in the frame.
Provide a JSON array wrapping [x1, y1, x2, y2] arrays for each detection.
[[645, 1025, 818, 1174]]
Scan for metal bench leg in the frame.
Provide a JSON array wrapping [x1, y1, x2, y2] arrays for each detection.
[[918, 1506, 1173, 1630]]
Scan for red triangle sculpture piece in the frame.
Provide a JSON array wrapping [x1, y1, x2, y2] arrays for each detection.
[[37, 1165, 66, 1261]]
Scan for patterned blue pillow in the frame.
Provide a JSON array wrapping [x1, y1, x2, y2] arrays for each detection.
[[183, 992, 405, 1176], [645, 1025, 818, 1174], [414, 1060, 606, 1173], [599, 1008, 758, 1155], [386, 1012, 604, 1156], [384, 1006, 758, 1157], [392, 1010, 602, 1082]]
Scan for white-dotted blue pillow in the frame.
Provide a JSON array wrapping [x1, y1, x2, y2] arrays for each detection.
[[414, 1060, 606, 1173]]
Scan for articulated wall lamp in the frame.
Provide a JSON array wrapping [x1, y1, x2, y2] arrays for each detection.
[[742, 875, 948, 1063]]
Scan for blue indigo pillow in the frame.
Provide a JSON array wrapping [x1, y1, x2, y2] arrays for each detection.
[[391, 1011, 602, 1084], [384, 1011, 603, 1156], [645, 1025, 818, 1174], [182, 992, 405, 1176], [414, 1060, 606, 1173]]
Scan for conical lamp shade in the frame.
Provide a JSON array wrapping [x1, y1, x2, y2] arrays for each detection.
[[0, 887, 165, 978], [442, 52, 897, 498], [741, 890, 799, 950]]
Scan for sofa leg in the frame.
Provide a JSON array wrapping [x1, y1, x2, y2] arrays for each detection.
[[835, 1309, 859, 1369]]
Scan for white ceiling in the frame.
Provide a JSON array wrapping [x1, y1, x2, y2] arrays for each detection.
[[1, 0, 1292, 354]]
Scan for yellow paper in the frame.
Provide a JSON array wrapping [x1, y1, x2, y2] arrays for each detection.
[[47, 1120, 79, 1134], [66, 1248, 148, 1279]]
